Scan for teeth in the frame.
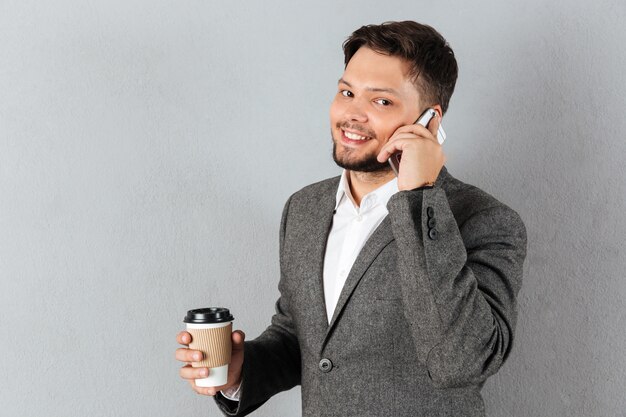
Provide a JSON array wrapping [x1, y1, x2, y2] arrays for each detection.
[[344, 130, 368, 140]]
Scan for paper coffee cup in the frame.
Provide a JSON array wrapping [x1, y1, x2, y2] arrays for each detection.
[[183, 307, 234, 387]]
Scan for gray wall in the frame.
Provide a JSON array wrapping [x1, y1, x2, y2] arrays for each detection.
[[1, 1, 624, 416]]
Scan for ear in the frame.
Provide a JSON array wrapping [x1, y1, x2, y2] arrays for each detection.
[[431, 104, 443, 119]]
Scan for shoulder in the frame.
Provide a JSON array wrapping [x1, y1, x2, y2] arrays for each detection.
[[287, 175, 340, 204], [443, 170, 527, 245], [443, 170, 520, 221]]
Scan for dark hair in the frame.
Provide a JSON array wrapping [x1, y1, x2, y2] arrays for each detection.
[[343, 21, 458, 115]]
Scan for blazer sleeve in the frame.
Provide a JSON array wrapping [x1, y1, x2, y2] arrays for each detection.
[[386, 184, 527, 389], [214, 195, 301, 416]]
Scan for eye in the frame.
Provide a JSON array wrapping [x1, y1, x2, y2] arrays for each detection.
[[340, 90, 353, 98], [374, 98, 392, 106]]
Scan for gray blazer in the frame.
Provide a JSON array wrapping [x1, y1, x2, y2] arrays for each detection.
[[215, 166, 527, 416]]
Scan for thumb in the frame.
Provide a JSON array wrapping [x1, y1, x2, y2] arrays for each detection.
[[232, 330, 246, 349]]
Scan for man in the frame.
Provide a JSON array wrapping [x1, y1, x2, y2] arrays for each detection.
[[176, 21, 527, 416]]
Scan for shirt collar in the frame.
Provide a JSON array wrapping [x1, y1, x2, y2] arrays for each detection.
[[334, 169, 399, 211]]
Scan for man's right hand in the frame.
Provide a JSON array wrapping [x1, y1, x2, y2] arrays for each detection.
[[175, 329, 246, 396]]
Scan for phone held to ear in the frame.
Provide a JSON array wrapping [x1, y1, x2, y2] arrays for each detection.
[[388, 108, 447, 176]]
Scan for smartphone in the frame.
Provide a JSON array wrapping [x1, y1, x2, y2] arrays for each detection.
[[388, 108, 447, 176]]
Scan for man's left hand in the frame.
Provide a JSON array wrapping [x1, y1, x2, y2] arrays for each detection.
[[376, 114, 446, 191]]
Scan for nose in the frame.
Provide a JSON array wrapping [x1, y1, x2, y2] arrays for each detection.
[[344, 100, 368, 123]]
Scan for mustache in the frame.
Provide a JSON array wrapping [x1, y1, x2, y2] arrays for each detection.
[[336, 121, 376, 139]]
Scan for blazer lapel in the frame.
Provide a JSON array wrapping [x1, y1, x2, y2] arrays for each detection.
[[322, 216, 395, 349]]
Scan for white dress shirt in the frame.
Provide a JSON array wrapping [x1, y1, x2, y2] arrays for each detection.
[[323, 170, 399, 323], [221, 170, 399, 401]]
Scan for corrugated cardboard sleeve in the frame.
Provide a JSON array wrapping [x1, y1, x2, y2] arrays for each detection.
[[188, 323, 232, 368]]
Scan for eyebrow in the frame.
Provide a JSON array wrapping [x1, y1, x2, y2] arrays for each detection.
[[338, 78, 401, 97]]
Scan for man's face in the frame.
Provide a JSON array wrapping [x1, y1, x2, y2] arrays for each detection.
[[330, 47, 422, 173]]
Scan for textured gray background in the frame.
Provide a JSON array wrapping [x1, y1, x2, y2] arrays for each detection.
[[1, 1, 624, 416]]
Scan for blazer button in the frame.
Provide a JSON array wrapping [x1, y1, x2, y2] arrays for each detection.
[[319, 358, 333, 373], [427, 206, 435, 218], [428, 228, 438, 240], [427, 217, 436, 228]]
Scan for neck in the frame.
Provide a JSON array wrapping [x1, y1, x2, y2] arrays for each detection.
[[347, 170, 395, 207]]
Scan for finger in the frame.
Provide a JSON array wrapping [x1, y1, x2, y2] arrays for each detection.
[[385, 132, 426, 146], [377, 138, 414, 162], [188, 378, 219, 396], [180, 364, 210, 380], [175, 348, 204, 363], [416, 118, 439, 143], [391, 123, 432, 138], [376, 135, 413, 162], [177, 331, 192, 345], [232, 330, 246, 350], [387, 125, 438, 151]]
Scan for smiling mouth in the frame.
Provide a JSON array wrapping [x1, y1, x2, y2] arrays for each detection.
[[341, 129, 373, 144]]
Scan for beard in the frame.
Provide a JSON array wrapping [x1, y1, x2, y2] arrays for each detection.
[[332, 140, 391, 172], [331, 127, 392, 173]]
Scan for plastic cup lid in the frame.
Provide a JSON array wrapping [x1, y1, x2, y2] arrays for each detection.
[[183, 307, 234, 324]]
